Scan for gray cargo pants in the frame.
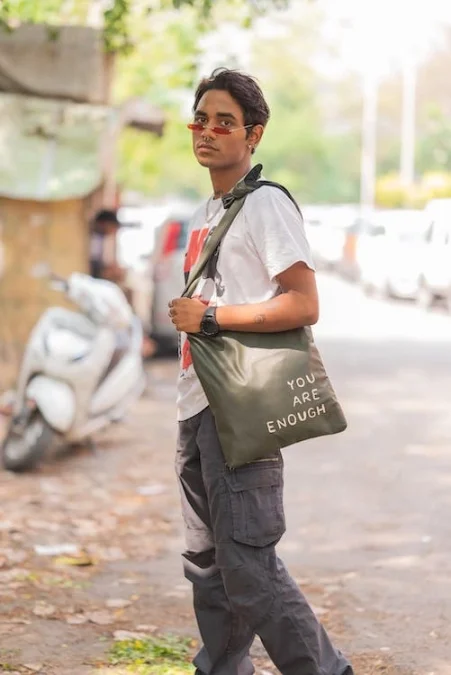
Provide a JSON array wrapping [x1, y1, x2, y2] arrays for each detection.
[[176, 407, 353, 675]]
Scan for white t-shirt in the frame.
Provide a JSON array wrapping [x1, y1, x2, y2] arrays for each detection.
[[177, 184, 315, 422]]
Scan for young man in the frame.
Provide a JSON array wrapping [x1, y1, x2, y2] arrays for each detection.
[[169, 68, 353, 675]]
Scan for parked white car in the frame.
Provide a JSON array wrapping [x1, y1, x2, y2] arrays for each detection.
[[304, 205, 359, 271], [416, 199, 451, 311], [357, 210, 428, 299]]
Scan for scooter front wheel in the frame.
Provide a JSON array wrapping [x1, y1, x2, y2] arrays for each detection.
[[2, 412, 55, 472]]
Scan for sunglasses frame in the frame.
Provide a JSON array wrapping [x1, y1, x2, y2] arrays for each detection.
[[187, 122, 253, 137]]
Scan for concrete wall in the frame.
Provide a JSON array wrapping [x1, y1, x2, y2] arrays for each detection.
[[0, 194, 97, 390]]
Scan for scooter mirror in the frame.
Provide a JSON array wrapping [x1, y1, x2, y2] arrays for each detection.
[[49, 274, 69, 292]]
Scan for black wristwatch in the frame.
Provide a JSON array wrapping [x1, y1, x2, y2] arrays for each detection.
[[200, 306, 220, 337]]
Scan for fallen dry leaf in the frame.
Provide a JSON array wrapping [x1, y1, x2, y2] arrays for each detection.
[[136, 483, 167, 496], [33, 602, 56, 618], [106, 598, 131, 609], [87, 611, 115, 626], [164, 590, 188, 599], [34, 544, 79, 557], [136, 624, 158, 633], [113, 629, 153, 641], [54, 551, 94, 567], [23, 665, 44, 672], [66, 614, 88, 625]]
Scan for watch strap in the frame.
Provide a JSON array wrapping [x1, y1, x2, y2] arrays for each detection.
[[203, 306, 217, 321]]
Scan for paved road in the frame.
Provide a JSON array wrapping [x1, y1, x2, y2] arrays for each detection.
[[148, 273, 451, 674], [282, 274, 451, 673], [1, 272, 450, 674]]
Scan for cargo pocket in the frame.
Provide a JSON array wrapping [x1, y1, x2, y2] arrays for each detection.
[[225, 459, 286, 547]]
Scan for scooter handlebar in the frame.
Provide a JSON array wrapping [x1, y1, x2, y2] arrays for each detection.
[[49, 273, 69, 293]]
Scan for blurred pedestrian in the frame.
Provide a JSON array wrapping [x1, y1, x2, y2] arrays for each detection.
[[89, 209, 155, 358], [89, 209, 125, 285], [168, 68, 354, 675]]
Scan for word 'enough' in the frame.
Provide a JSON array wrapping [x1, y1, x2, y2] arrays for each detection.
[[266, 405, 326, 434]]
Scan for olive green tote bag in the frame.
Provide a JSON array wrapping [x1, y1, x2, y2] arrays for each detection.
[[182, 168, 347, 468]]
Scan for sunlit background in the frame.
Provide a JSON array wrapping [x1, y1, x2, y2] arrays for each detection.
[[1, 0, 451, 335], [1, 5, 451, 674], [1, 0, 451, 352], [111, 0, 451, 291]]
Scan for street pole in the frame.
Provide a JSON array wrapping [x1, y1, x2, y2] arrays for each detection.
[[360, 71, 378, 211], [400, 51, 416, 186]]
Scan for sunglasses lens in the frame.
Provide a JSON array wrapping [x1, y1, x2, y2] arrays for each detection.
[[187, 123, 233, 135]]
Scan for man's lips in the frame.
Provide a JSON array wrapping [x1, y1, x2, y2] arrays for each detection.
[[196, 143, 218, 151]]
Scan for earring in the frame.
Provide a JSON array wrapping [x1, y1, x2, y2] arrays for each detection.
[[248, 145, 253, 149]]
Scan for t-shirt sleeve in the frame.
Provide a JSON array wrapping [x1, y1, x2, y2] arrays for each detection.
[[244, 186, 315, 281]]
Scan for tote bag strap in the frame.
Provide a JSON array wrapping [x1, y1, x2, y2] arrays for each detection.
[[182, 196, 246, 299], [182, 164, 303, 299], [256, 180, 302, 215]]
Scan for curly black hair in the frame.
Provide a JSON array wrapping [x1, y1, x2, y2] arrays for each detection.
[[193, 68, 270, 129]]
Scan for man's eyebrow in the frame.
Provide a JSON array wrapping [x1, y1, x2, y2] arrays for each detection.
[[194, 110, 238, 122], [216, 112, 238, 121]]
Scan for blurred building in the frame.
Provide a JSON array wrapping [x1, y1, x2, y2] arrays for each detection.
[[0, 24, 164, 388]]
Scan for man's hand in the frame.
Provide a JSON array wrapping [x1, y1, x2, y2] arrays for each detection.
[[169, 298, 206, 333]]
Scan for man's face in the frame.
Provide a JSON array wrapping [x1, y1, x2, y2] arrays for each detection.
[[96, 221, 118, 235], [104, 222, 118, 235], [191, 89, 253, 170]]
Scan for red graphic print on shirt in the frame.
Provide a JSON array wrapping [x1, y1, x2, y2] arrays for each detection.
[[184, 227, 209, 276], [181, 227, 210, 371]]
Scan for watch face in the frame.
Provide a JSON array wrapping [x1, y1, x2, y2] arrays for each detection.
[[202, 317, 219, 336]]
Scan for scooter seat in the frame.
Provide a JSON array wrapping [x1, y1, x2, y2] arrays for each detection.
[[43, 328, 92, 362]]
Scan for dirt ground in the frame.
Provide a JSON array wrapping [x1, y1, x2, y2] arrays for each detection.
[[0, 354, 443, 675]]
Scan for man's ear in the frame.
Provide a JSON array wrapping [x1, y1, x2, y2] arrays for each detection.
[[248, 124, 264, 151]]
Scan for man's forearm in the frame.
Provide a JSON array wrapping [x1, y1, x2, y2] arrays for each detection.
[[216, 291, 318, 333]]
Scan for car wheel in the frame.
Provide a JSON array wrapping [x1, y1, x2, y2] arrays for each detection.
[[362, 281, 374, 297], [417, 283, 432, 310], [445, 286, 451, 315]]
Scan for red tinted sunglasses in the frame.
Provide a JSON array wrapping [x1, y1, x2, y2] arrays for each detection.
[[187, 122, 253, 136]]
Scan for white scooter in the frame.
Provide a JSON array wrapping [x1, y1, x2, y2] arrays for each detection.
[[2, 272, 146, 472]]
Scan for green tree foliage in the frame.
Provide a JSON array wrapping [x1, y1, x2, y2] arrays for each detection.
[[116, 2, 360, 202], [244, 6, 359, 203], [416, 105, 451, 174], [375, 171, 451, 209], [10, 0, 451, 206], [0, 0, 289, 52], [118, 114, 210, 198], [0, 0, 295, 199], [116, 2, 362, 204]]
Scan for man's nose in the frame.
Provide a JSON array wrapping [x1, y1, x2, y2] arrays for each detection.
[[201, 125, 217, 140]]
